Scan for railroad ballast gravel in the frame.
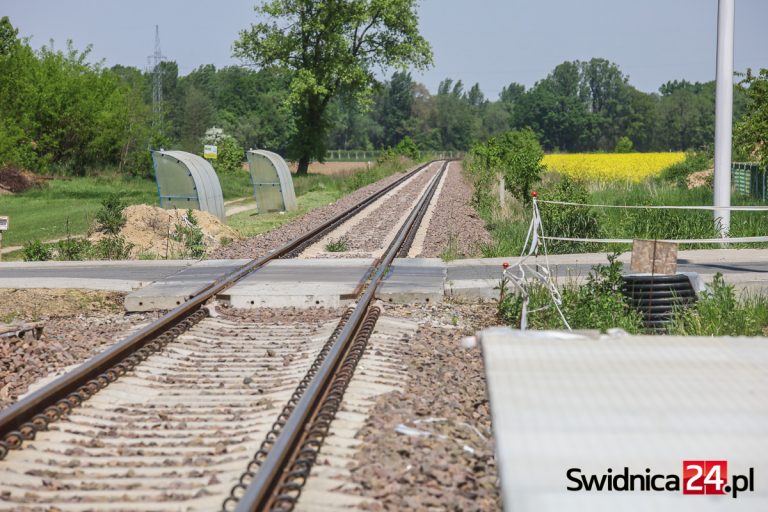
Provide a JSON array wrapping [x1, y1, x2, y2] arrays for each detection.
[[0, 312, 160, 410], [418, 163, 492, 258], [351, 303, 501, 511], [322, 164, 439, 256]]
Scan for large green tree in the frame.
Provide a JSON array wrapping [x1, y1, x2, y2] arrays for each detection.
[[234, 0, 432, 175], [375, 71, 415, 147]]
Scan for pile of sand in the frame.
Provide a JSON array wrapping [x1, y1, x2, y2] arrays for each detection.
[[91, 205, 240, 259], [0, 166, 47, 194]]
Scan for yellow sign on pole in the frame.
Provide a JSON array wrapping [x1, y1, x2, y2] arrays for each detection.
[[204, 145, 218, 160]]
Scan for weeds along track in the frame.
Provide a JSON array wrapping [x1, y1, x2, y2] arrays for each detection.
[[0, 160, 450, 511]]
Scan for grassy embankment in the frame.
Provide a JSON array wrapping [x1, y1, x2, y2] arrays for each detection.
[[0, 159, 413, 258], [472, 152, 768, 257], [468, 151, 768, 336]]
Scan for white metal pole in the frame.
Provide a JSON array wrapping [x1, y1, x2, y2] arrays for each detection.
[[714, 0, 735, 237]]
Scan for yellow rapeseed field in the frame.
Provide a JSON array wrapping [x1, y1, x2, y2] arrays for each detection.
[[542, 152, 685, 182]]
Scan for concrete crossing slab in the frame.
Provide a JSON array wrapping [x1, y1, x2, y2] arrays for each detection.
[[0, 260, 194, 292], [221, 258, 374, 309], [124, 260, 248, 311], [376, 258, 446, 304], [480, 327, 768, 511], [3, 249, 768, 311]]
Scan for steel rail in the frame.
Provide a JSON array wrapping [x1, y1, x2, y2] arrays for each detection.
[[233, 160, 449, 512], [0, 159, 439, 447]]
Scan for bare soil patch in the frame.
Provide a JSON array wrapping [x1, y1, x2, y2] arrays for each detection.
[[687, 168, 713, 189], [0, 288, 124, 321], [0, 166, 47, 194]]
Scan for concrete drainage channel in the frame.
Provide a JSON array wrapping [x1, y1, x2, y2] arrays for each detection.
[[0, 160, 453, 511]]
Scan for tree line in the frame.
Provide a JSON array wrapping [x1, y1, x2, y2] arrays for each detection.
[[332, 59, 747, 154], [0, 14, 755, 178]]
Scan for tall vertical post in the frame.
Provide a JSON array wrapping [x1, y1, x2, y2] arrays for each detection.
[[149, 25, 165, 127], [714, 0, 735, 237]]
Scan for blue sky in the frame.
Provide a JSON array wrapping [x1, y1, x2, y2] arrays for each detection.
[[3, 0, 767, 97]]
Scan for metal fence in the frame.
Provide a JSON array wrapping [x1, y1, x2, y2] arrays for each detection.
[[324, 149, 464, 162], [732, 162, 766, 200]]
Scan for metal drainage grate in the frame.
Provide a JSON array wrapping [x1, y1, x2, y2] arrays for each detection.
[[622, 274, 697, 333]]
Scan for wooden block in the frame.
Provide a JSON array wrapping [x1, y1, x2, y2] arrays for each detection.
[[0, 322, 44, 339], [630, 240, 678, 275]]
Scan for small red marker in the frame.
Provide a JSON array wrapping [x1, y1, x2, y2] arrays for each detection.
[[531, 191, 538, 198], [502, 261, 510, 269]]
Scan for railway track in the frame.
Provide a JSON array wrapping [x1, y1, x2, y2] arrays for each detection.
[[0, 160, 450, 511]]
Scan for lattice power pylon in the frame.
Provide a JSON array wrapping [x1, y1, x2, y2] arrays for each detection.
[[147, 25, 166, 126]]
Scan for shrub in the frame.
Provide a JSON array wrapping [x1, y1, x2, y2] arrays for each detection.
[[467, 128, 544, 206], [211, 136, 245, 174], [499, 129, 544, 205], [171, 209, 206, 258], [22, 239, 52, 261], [56, 238, 92, 261], [376, 137, 420, 165], [394, 136, 420, 160], [615, 136, 634, 153], [734, 68, 768, 171], [92, 236, 133, 260], [537, 176, 601, 254], [96, 193, 127, 235]]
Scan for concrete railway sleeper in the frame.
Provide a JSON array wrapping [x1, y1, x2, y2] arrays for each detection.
[[0, 160, 450, 510]]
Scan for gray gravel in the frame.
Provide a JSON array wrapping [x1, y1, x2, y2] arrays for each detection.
[[217, 304, 344, 324], [334, 164, 438, 255], [351, 302, 501, 511], [0, 312, 161, 410], [418, 163, 492, 259], [210, 167, 418, 260]]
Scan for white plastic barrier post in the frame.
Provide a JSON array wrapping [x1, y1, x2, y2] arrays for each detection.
[[714, 0, 735, 237]]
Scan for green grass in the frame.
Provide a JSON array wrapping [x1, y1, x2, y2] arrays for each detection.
[[0, 175, 156, 247], [669, 274, 768, 336], [219, 171, 256, 199], [228, 189, 342, 237], [589, 181, 768, 250], [325, 237, 349, 252]]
